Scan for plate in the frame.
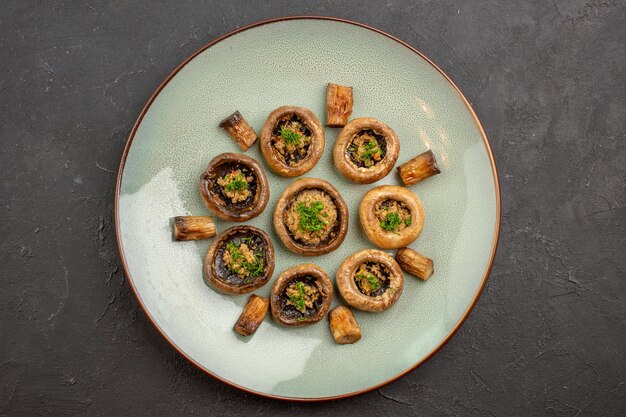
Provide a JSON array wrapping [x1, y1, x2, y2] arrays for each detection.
[[115, 17, 500, 400]]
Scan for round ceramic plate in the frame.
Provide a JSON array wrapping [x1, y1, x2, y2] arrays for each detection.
[[116, 17, 499, 400]]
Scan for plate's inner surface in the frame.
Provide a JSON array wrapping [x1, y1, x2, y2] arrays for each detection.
[[118, 19, 497, 398]]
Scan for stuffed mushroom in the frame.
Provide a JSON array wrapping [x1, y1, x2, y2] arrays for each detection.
[[333, 117, 400, 184], [204, 225, 275, 294], [270, 263, 333, 326], [200, 153, 270, 222], [273, 178, 349, 256], [336, 249, 404, 312], [359, 185, 425, 249], [259, 106, 325, 177]]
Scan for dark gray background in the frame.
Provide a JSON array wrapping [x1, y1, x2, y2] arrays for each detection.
[[1, 0, 624, 416]]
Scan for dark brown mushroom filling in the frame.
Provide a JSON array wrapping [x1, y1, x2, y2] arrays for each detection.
[[375, 199, 412, 233], [271, 114, 313, 166], [207, 162, 258, 207], [279, 276, 322, 320], [347, 129, 387, 168], [284, 189, 339, 246], [214, 232, 266, 286], [352, 262, 391, 297]]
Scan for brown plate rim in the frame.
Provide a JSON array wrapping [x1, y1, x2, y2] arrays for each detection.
[[114, 15, 501, 402]]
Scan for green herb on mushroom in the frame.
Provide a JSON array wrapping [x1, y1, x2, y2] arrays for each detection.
[[289, 281, 307, 312], [217, 169, 253, 204], [279, 126, 302, 145], [357, 273, 382, 292], [296, 201, 328, 232], [224, 242, 264, 278], [380, 211, 402, 232], [285, 280, 321, 314], [349, 134, 383, 168]]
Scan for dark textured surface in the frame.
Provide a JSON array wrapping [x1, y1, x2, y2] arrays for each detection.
[[1, 0, 625, 415]]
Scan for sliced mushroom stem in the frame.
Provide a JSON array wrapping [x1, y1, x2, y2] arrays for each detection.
[[328, 306, 362, 344], [326, 83, 353, 127], [234, 294, 269, 336], [395, 247, 434, 280], [219, 111, 258, 151], [173, 216, 216, 241], [397, 150, 441, 186]]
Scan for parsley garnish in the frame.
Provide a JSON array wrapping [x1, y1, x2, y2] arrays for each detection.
[[352, 139, 381, 167], [223, 171, 248, 192], [357, 273, 381, 292], [289, 281, 307, 312], [249, 252, 264, 277], [226, 242, 241, 260], [296, 201, 328, 232], [380, 211, 403, 232], [225, 242, 264, 277], [279, 126, 302, 145]]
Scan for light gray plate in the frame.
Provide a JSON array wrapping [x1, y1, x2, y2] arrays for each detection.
[[116, 17, 500, 400]]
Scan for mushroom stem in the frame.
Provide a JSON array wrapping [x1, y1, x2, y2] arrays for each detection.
[[219, 111, 258, 151], [173, 216, 216, 241], [328, 306, 362, 344], [397, 150, 441, 186], [395, 247, 434, 280], [326, 83, 353, 127], [234, 294, 269, 336]]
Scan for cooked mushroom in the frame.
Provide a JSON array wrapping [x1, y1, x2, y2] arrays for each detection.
[[219, 111, 258, 151], [336, 249, 404, 312], [395, 247, 434, 280], [270, 263, 333, 326], [273, 178, 349, 256], [397, 150, 441, 186], [259, 106, 325, 177], [328, 306, 362, 344], [326, 83, 353, 127], [333, 117, 400, 184], [234, 294, 269, 336], [359, 185, 425, 249], [172, 216, 216, 241], [204, 225, 275, 295], [200, 153, 270, 222]]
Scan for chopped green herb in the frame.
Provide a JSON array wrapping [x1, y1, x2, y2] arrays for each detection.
[[353, 139, 382, 167], [289, 281, 307, 312], [279, 126, 302, 145], [224, 242, 264, 277], [226, 242, 241, 260], [357, 273, 382, 292], [405, 217, 412, 226], [223, 171, 248, 192], [296, 201, 328, 232], [380, 211, 402, 232], [248, 251, 264, 277]]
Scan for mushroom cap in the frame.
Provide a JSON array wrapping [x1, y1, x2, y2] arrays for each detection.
[[259, 106, 325, 177], [273, 177, 349, 256], [333, 117, 400, 184], [336, 249, 404, 312], [270, 263, 333, 326], [204, 225, 275, 294], [200, 153, 270, 222], [359, 185, 425, 249]]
